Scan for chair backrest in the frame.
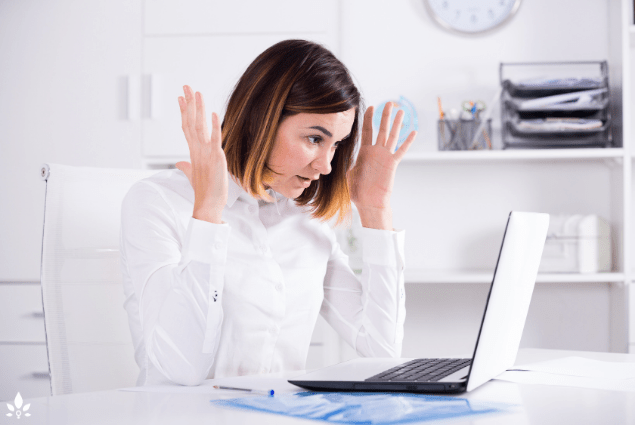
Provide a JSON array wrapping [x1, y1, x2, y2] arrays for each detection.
[[39, 163, 160, 395]]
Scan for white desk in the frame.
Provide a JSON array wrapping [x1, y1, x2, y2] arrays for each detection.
[[3, 349, 635, 425]]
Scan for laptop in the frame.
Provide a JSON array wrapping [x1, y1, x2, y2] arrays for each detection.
[[289, 211, 549, 394]]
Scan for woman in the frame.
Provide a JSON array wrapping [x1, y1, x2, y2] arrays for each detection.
[[120, 39, 416, 387]]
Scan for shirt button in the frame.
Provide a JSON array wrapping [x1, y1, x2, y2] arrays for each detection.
[[269, 327, 277, 335], [275, 283, 282, 292], [248, 205, 256, 213], [214, 242, 223, 250]]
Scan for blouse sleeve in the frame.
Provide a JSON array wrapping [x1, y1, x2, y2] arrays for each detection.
[[120, 182, 230, 385], [319, 226, 406, 358]]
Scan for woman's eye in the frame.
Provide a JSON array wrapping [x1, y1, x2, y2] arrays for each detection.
[[307, 136, 323, 144]]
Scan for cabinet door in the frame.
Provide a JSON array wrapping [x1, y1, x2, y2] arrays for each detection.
[[141, 0, 340, 159], [0, 0, 143, 281], [142, 33, 338, 158]]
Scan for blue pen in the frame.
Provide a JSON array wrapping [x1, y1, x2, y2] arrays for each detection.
[[214, 385, 275, 396]]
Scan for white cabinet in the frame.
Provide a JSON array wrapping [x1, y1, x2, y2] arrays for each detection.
[[0, 285, 46, 343], [142, 33, 337, 159], [0, 0, 143, 282], [0, 284, 49, 401], [0, 0, 143, 399], [140, 0, 340, 165]]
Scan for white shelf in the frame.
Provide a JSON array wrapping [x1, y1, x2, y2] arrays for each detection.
[[401, 148, 624, 164], [144, 149, 625, 167], [404, 269, 626, 284]]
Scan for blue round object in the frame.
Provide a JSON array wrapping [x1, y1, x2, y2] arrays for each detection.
[[372, 96, 419, 149]]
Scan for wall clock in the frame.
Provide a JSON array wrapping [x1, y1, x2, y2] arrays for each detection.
[[424, 0, 522, 34]]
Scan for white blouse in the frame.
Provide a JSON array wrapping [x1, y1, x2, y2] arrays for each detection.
[[120, 169, 406, 387]]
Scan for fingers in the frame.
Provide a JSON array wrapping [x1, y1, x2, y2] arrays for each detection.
[[180, 85, 220, 150], [178, 95, 191, 145], [184, 86, 197, 141], [361, 106, 374, 146], [376, 102, 393, 147], [195, 91, 209, 144], [211, 112, 222, 149], [387, 109, 404, 153], [393, 130, 417, 163]]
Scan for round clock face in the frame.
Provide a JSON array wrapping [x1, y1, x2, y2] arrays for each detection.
[[425, 0, 522, 34]]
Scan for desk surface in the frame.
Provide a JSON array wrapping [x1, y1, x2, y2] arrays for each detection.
[[3, 348, 635, 425]]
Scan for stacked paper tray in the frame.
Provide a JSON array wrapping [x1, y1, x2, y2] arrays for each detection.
[[500, 61, 612, 149]]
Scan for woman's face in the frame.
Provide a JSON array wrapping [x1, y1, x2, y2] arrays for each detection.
[[266, 109, 356, 199]]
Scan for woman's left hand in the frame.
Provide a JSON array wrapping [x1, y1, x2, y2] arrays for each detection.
[[347, 103, 416, 230]]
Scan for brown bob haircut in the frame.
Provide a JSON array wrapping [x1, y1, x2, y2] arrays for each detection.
[[221, 39, 362, 225]]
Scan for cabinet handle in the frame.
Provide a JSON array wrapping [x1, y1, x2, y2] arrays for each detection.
[[30, 311, 44, 318], [31, 372, 50, 380]]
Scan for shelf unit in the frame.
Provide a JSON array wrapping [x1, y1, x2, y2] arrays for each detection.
[[620, 0, 635, 353]]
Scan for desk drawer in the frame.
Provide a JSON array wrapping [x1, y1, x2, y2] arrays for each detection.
[[0, 284, 46, 342], [0, 344, 50, 401]]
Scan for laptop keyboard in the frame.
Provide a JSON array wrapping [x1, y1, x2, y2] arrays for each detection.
[[365, 358, 472, 382]]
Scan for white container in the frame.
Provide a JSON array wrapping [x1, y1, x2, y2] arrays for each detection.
[[539, 214, 611, 273]]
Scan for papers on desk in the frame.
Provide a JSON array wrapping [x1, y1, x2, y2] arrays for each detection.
[[213, 392, 510, 425], [496, 357, 635, 392]]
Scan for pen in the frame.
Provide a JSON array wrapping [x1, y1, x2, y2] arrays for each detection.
[[213, 385, 275, 396], [437, 97, 447, 148]]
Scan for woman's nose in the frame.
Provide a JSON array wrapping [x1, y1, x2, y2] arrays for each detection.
[[311, 148, 332, 176]]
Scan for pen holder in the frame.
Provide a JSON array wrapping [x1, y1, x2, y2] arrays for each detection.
[[438, 119, 493, 151]]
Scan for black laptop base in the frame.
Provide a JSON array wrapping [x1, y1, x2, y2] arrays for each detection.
[[288, 379, 467, 394]]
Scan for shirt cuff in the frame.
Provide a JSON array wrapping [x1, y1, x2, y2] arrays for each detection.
[[181, 217, 231, 266], [361, 227, 405, 269]]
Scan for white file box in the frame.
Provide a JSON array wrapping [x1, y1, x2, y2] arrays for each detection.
[[539, 214, 611, 273]]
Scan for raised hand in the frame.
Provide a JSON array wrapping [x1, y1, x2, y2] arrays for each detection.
[[347, 103, 416, 230], [176, 85, 228, 224]]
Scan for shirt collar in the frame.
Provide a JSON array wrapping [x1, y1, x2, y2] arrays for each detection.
[[227, 174, 247, 208], [227, 174, 286, 209]]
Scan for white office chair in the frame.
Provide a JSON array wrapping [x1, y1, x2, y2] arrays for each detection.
[[39, 163, 159, 395]]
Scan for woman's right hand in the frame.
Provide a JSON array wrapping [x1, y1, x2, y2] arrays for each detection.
[[176, 85, 228, 224]]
